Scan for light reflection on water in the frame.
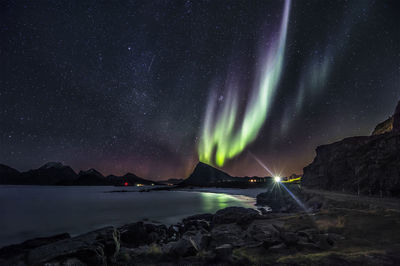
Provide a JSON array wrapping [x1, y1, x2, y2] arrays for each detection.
[[0, 186, 256, 248]]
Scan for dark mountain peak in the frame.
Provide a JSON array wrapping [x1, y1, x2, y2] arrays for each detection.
[[0, 164, 20, 184], [123, 172, 140, 178], [105, 172, 155, 186], [0, 164, 20, 174], [192, 162, 230, 176], [79, 168, 104, 178], [181, 162, 232, 186], [20, 162, 78, 185], [39, 162, 65, 170]]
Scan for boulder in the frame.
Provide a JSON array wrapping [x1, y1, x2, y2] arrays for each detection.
[[26, 227, 118, 266], [210, 223, 245, 247], [280, 232, 299, 246], [256, 184, 305, 212], [182, 213, 214, 223], [245, 220, 280, 245], [214, 244, 232, 259], [0, 233, 70, 260], [168, 238, 197, 257], [212, 207, 260, 226], [181, 230, 210, 250], [119, 222, 167, 247]]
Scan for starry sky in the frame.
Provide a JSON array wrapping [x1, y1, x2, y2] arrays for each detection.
[[1, 0, 399, 180]]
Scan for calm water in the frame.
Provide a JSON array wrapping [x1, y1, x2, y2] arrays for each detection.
[[0, 185, 258, 248]]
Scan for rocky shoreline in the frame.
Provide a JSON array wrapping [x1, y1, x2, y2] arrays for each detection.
[[2, 187, 400, 266]]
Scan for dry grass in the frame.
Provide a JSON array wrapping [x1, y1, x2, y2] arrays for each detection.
[[277, 248, 387, 265]]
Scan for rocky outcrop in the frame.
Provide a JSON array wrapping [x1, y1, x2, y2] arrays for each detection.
[[303, 100, 400, 197], [372, 117, 393, 135], [0, 233, 70, 261], [256, 184, 324, 212], [0, 206, 341, 265], [394, 100, 400, 133], [303, 133, 400, 197], [371, 100, 400, 135]]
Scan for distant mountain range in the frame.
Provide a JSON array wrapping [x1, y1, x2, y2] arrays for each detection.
[[0, 162, 157, 186], [0, 161, 275, 187]]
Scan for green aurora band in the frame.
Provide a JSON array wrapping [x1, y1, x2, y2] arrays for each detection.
[[198, 0, 291, 167]]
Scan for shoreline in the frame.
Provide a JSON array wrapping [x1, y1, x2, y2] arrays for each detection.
[[2, 190, 400, 265]]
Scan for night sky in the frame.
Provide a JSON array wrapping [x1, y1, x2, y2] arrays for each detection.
[[1, 0, 399, 180]]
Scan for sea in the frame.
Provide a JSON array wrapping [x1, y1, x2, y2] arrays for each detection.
[[0, 185, 266, 248]]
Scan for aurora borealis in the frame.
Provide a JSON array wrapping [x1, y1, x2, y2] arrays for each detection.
[[1, 0, 399, 179], [198, 0, 291, 167]]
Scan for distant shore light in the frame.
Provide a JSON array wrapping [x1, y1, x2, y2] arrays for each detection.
[[274, 176, 281, 183]]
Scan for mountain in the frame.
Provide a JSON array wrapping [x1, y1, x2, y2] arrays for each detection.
[[59, 168, 110, 186], [303, 100, 400, 197], [0, 163, 157, 186], [180, 162, 271, 187], [158, 178, 184, 185], [180, 162, 235, 186], [107, 173, 156, 186], [0, 164, 20, 184], [19, 162, 78, 185]]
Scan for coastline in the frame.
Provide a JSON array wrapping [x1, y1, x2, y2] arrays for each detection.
[[2, 188, 400, 265]]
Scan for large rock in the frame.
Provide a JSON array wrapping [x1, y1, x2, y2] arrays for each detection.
[[245, 220, 281, 246], [0, 233, 70, 260], [210, 223, 245, 247], [119, 222, 167, 247], [25, 226, 119, 265], [212, 207, 260, 226], [256, 184, 305, 212]]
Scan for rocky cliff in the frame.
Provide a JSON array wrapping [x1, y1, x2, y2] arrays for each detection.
[[371, 116, 393, 135], [371, 100, 400, 135], [303, 100, 400, 197], [393, 100, 400, 133]]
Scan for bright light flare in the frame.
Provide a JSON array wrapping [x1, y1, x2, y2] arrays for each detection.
[[274, 176, 281, 183]]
